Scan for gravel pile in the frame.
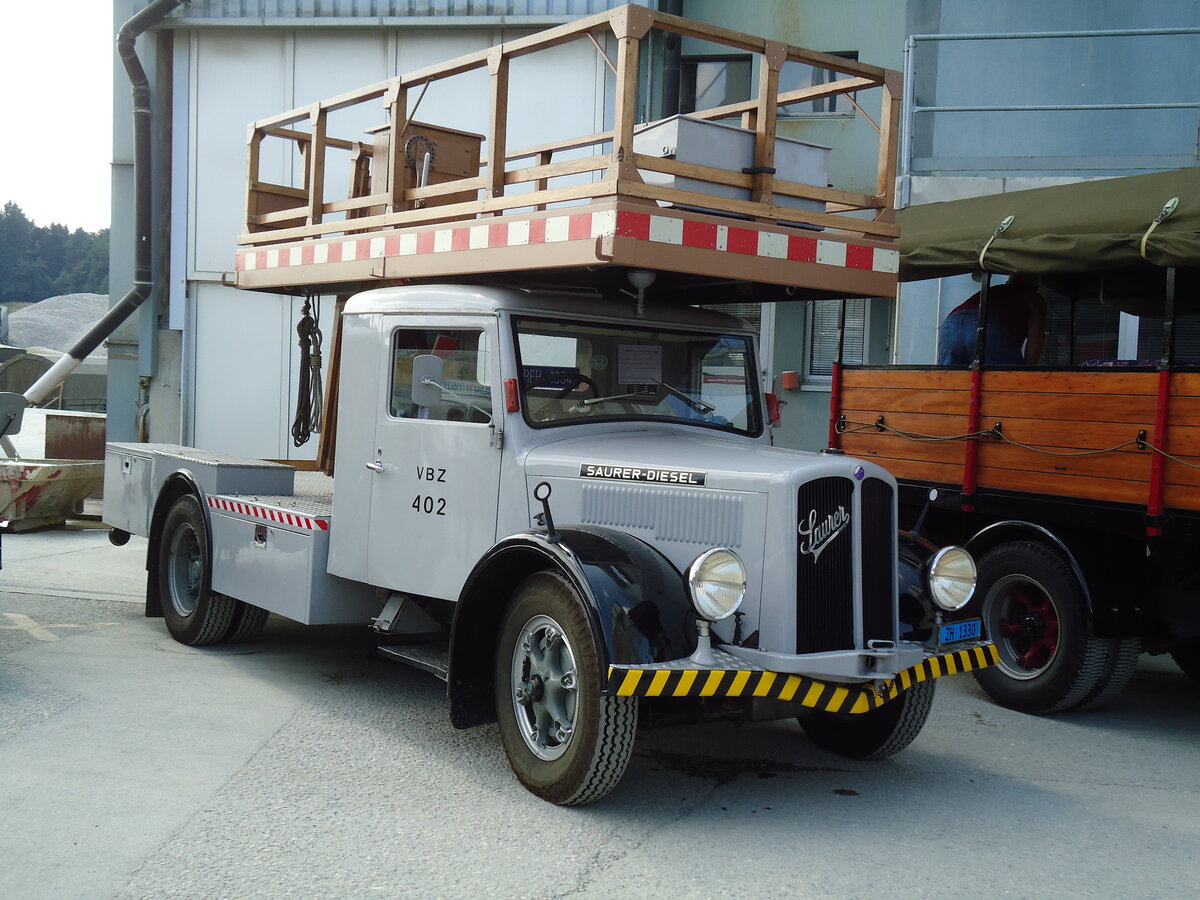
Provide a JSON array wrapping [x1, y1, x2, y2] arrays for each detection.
[[6, 294, 109, 355]]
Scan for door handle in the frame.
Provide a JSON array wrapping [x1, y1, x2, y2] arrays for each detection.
[[365, 461, 384, 472]]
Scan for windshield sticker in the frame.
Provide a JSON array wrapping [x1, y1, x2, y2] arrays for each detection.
[[580, 464, 707, 486], [617, 344, 662, 384], [522, 365, 580, 390]]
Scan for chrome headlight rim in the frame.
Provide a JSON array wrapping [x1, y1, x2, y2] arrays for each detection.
[[928, 545, 977, 612], [687, 547, 747, 621]]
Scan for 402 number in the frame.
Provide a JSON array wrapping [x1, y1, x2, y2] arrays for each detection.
[[412, 495, 447, 516]]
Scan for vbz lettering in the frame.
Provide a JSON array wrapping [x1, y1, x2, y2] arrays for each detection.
[[416, 466, 447, 482]]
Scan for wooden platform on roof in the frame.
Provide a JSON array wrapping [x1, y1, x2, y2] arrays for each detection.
[[835, 366, 1200, 521], [229, 4, 901, 302]]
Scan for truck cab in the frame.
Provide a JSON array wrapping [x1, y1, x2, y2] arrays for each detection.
[[107, 283, 993, 805]]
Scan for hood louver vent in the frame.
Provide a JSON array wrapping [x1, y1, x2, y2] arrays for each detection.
[[582, 484, 744, 548]]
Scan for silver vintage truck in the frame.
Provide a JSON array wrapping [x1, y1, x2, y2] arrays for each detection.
[[104, 285, 994, 804]]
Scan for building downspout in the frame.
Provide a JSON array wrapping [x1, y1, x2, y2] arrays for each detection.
[[659, 0, 683, 117], [0, 0, 186, 456]]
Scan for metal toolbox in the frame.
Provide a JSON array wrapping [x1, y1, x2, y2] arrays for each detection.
[[103, 443, 294, 536], [633, 114, 829, 217]]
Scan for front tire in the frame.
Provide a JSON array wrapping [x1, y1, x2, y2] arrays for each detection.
[[494, 571, 637, 806], [158, 494, 236, 646], [800, 679, 936, 760]]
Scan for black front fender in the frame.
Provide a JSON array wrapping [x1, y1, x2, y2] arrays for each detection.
[[447, 527, 696, 728]]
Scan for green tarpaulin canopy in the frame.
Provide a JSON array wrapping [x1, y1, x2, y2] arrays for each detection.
[[897, 168, 1200, 294]]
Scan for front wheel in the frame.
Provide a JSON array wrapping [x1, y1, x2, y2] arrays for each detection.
[[799, 679, 935, 760], [158, 494, 237, 646], [494, 571, 637, 806]]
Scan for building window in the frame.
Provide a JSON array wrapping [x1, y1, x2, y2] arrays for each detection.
[[807, 298, 866, 380], [681, 56, 753, 114], [680, 52, 859, 118], [780, 53, 859, 116]]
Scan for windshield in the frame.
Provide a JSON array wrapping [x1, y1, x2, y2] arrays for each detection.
[[513, 316, 762, 436]]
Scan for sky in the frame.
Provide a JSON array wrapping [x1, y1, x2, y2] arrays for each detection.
[[0, 1, 115, 233]]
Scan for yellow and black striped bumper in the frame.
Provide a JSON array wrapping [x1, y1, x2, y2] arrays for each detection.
[[607, 643, 999, 715]]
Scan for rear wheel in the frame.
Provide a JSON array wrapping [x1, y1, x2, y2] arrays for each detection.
[[800, 679, 936, 760], [158, 495, 236, 646], [494, 571, 637, 806], [226, 603, 270, 643], [973, 541, 1111, 713]]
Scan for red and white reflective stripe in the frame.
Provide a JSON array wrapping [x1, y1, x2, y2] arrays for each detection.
[[207, 496, 330, 532], [237, 209, 898, 275]]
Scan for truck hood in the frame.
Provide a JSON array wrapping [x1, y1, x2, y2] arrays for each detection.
[[522, 429, 894, 493]]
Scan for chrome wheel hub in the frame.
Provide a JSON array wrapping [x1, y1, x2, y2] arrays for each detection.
[[510, 614, 579, 761]]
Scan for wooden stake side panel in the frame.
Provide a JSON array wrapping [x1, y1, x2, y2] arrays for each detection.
[[235, 4, 901, 290], [838, 368, 1200, 513]]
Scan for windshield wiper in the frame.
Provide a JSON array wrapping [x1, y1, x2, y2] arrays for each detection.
[[654, 379, 716, 415], [577, 391, 646, 408]]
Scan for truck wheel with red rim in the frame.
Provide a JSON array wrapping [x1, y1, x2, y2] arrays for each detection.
[[799, 678, 935, 760], [493, 571, 637, 805], [158, 494, 237, 646], [972, 541, 1112, 713]]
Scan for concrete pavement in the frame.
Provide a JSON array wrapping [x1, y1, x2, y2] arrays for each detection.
[[1, 521, 1199, 899]]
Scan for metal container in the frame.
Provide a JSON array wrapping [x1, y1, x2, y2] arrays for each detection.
[[633, 114, 830, 217]]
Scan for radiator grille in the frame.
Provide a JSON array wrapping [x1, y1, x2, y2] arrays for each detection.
[[860, 477, 896, 646], [795, 477, 855, 653]]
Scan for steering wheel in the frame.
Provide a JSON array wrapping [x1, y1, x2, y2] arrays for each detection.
[[523, 371, 600, 400]]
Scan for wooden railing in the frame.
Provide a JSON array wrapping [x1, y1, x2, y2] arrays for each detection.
[[238, 4, 901, 248]]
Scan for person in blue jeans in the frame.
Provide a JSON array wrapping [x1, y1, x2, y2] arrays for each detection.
[[938, 274, 1047, 365]]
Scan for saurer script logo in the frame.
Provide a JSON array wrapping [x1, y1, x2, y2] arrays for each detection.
[[798, 506, 850, 563]]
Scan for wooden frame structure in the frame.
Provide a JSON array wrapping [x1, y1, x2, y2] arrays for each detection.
[[232, 4, 902, 301]]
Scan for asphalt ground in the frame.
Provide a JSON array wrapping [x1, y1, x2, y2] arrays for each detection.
[[1, 523, 1198, 899]]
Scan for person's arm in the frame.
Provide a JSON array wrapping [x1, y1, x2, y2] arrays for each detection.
[[1024, 292, 1047, 364]]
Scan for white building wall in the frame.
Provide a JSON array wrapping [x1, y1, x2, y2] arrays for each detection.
[[173, 24, 606, 458]]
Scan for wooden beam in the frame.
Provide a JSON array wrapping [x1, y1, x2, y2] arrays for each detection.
[[690, 76, 879, 123], [631, 154, 879, 207], [306, 104, 327, 227], [617, 180, 899, 238], [386, 83, 408, 213], [607, 32, 641, 182], [876, 73, 902, 212], [485, 47, 510, 202], [751, 43, 784, 207], [238, 181, 616, 246]]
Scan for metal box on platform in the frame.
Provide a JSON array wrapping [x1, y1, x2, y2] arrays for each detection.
[[633, 115, 829, 217]]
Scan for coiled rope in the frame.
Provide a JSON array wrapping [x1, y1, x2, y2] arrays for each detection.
[[291, 292, 324, 447]]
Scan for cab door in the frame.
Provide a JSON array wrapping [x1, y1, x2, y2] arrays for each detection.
[[365, 319, 501, 600]]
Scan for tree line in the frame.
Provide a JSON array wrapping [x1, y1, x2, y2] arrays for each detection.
[[0, 202, 108, 302]]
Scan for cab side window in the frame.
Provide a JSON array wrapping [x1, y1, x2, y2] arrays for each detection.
[[389, 329, 492, 422]]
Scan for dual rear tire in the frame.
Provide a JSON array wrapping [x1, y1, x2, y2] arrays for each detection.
[[158, 494, 269, 646], [973, 541, 1139, 713]]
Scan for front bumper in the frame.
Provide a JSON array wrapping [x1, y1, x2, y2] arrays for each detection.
[[607, 642, 998, 715]]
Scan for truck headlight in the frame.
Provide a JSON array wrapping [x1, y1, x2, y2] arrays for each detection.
[[928, 546, 976, 611], [687, 548, 746, 620]]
